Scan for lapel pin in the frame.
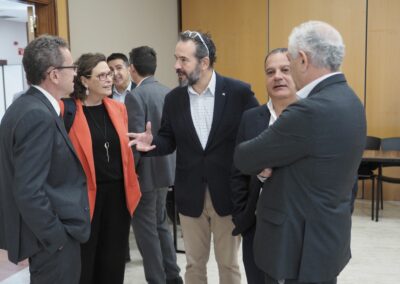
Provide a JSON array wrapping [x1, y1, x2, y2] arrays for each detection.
[[222, 92, 226, 96]]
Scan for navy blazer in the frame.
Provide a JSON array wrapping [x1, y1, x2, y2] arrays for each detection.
[[234, 74, 366, 282], [148, 72, 259, 217], [231, 105, 270, 235]]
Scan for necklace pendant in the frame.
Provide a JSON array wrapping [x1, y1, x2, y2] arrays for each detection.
[[104, 142, 110, 162]]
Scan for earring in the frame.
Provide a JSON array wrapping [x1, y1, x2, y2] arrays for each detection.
[[85, 87, 89, 96]]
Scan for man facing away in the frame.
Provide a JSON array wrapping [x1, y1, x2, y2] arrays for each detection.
[[128, 31, 259, 284], [0, 35, 90, 284], [125, 46, 183, 284], [231, 48, 297, 284], [234, 21, 366, 284], [107, 53, 136, 103]]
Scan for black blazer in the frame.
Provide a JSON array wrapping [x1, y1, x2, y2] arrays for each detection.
[[234, 74, 366, 282], [231, 105, 270, 235], [148, 72, 259, 217], [0, 87, 90, 264]]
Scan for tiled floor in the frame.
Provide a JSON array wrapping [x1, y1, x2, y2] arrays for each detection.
[[1, 200, 400, 284]]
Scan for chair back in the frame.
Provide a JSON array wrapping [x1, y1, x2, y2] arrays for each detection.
[[365, 136, 381, 150], [381, 137, 400, 151]]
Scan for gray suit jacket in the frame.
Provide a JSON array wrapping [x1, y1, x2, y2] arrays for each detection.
[[125, 76, 175, 191], [234, 74, 366, 282], [0, 87, 90, 264]]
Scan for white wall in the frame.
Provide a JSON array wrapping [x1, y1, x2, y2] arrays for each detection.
[[68, 0, 179, 89], [0, 19, 27, 64]]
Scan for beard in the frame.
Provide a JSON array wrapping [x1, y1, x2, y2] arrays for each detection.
[[177, 64, 201, 87]]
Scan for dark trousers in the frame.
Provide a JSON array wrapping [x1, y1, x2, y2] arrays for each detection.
[[242, 225, 264, 284], [29, 235, 80, 284], [265, 274, 337, 284], [79, 181, 130, 284], [131, 187, 181, 283]]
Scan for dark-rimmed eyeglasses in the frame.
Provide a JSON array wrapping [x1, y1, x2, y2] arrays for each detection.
[[47, 65, 78, 74], [86, 71, 114, 81], [182, 30, 209, 56]]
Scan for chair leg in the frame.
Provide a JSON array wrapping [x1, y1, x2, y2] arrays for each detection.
[[371, 177, 375, 220], [380, 182, 384, 210], [361, 180, 365, 199]]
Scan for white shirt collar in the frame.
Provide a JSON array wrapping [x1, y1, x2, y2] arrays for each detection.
[[113, 81, 132, 96], [296, 72, 341, 99], [32, 85, 60, 115], [136, 76, 151, 88], [188, 70, 216, 96]]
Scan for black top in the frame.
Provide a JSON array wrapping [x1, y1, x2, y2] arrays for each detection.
[[83, 104, 123, 184]]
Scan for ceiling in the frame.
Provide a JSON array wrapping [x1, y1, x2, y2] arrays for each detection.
[[0, 0, 33, 22]]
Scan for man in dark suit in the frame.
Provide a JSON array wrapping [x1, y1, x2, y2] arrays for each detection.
[[231, 48, 297, 284], [0, 35, 90, 284], [107, 53, 136, 103], [125, 46, 183, 284], [128, 31, 259, 283], [234, 21, 366, 284]]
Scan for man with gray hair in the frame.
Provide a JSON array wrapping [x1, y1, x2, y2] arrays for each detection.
[[0, 35, 90, 284], [234, 21, 366, 284]]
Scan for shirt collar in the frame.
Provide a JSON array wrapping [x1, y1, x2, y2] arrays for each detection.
[[136, 76, 151, 88], [32, 85, 60, 115], [296, 72, 341, 99], [113, 81, 132, 96], [188, 70, 216, 96]]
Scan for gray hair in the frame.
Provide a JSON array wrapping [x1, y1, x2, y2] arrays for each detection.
[[288, 21, 345, 71], [22, 35, 68, 85]]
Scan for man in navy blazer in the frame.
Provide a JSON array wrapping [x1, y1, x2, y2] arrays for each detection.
[[231, 48, 297, 284], [128, 31, 258, 283], [235, 21, 366, 284]]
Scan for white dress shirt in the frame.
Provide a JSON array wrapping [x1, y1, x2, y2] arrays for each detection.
[[112, 81, 132, 103], [188, 71, 216, 149]]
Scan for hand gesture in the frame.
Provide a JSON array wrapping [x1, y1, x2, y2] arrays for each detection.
[[127, 121, 155, 152]]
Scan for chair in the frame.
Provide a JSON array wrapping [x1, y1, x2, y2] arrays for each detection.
[[376, 137, 400, 220], [357, 136, 381, 219]]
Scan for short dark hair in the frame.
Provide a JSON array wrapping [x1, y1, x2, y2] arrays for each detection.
[[71, 53, 106, 100], [264, 48, 288, 68], [179, 31, 217, 68], [106, 53, 129, 66], [129, 46, 157, 77], [22, 35, 68, 85]]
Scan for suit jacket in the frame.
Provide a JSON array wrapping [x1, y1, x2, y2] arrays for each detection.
[[60, 97, 141, 219], [0, 87, 90, 264], [231, 105, 270, 235], [147, 72, 259, 217], [125, 76, 175, 191], [234, 74, 366, 282]]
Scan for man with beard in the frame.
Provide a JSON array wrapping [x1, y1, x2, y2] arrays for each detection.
[[128, 31, 259, 284]]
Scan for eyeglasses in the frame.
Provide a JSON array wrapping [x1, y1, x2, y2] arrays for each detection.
[[182, 30, 209, 56], [47, 65, 78, 74], [87, 71, 114, 81]]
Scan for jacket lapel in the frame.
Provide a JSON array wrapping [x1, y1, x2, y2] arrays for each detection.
[[179, 87, 204, 149], [70, 100, 96, 181], [205, 73, 227, 149], [30, 88, 77, 157], [308, 73, 346, 97]]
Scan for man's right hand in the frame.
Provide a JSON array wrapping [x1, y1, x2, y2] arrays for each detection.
[[127, 121, 156, 152]]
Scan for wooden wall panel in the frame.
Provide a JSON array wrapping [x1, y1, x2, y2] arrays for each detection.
[[366, 0, 400, 200], [269, 0, 367, 104], [181, 0, 268, 103], [55, 0, 70, 42]]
